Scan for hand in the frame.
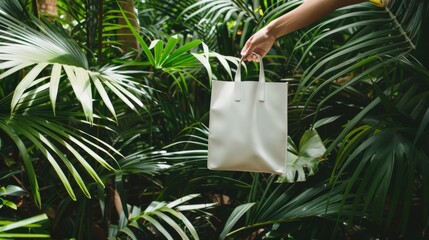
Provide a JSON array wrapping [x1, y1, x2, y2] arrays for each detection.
[[240, 27, 277, 62]]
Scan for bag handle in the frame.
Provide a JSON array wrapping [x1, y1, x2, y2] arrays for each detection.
[[234, 53, 265, 102]]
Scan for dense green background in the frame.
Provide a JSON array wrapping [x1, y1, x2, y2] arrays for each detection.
[[1, 0, 428, 239]]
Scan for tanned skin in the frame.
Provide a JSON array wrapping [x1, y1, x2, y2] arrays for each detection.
[[241, 0, 367, 61]]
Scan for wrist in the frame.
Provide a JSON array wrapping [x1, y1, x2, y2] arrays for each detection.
[[263, 24, 279, 40], [264, 24, 280, 41]]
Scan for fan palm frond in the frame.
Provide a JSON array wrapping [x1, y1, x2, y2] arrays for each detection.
[[0, 10, 146, 122], [220, 174, 361, 239], [116, 194, 215, 239], [294, 3, 414, 110], [0, 84, 120, 205], [331, 56, 429, 231]]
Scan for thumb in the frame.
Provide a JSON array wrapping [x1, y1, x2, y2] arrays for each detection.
[[240, 36, 253, 57]]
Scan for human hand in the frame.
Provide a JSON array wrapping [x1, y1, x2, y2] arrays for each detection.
[[240, 27, 276, 62]]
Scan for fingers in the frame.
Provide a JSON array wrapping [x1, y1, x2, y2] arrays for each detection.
[[241, 46, 260, 62], [249, 54, 259, 62], [244, 54, 258, 62], [242, 52, 261, 62], [242, 50, 262, 62], [241, 35, 266, 62]]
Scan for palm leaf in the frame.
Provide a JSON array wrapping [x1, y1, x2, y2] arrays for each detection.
[[0, 121, 41, 206], [0, 78, 121, 203], [0, 10, 147, 122], [330, 56, 429, 231], [120, 194, 212, 239], [223, 175, 360, 238], [0, 214, 49, 239], [220, 202, 255, 240]]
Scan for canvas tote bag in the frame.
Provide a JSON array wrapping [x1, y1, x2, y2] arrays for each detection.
[[208, 53, 288, 174]]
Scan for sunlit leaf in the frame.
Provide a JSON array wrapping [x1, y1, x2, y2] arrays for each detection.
[[220, 202, 255, 240], [140, 215, 174, 240], [278, 129, 326, 183], [49, 63, 62, 115], [0, 185, 25, 197], [0, 214, 48, 233]]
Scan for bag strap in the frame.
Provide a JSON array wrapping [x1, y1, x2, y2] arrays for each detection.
[[234, 53, 266, 102]]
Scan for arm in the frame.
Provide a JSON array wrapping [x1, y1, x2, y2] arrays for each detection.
[[241, 0, 366, 61]]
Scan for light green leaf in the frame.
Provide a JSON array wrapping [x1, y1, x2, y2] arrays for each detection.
[[152, 211, 189, 240], [144, 201, 167, 213], [140, 215, 174, 240], [278, 129, 326, 183], [220, 202, 256, 240], [192, 42, 212, 80], [166, 194, 200, 208], [102, 80, 137, 112], [0, 185, 25, 197], [0, 12, 142, 120], [103, 77, 143, 108], [212, 52, 234, 81], [90, 73, 117, 121], [29, 116, 117, 172], [1, 198, 17, 210], [163, 39, 202, 66], [149, 39, 163, 68], [192, 53, 212, 81], [64, 65, 93, 123], [0, 62, 33, 79], [36, 133, 91, 198], [159, 35, 179, 65], [118, 227, 138, 240], [313, 115, 342, 129], [0, 233, 50, 238], [0, 122, 40, 207], [183, 1, 221, 20], [117, 2, 154, 65], [49, 63, 62, 115], [161, 208, 199, 240], [11, 62, 48, 113], [0, 214, 48, 232], [14, 124, 76, 200], [67, 134, 115, 172], [175, 203, 217, 211]]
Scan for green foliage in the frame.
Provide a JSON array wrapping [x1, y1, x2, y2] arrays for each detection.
[[280, 129, 325, 183], [219, 202, 255, 240], [116, 194, 215, 239], [1, 0, 429, 239], [0, 214, 50, 239], [0, 185, 23, 210]]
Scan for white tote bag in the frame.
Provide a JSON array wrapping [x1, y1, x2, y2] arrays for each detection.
[[208, 54, 288, 174]]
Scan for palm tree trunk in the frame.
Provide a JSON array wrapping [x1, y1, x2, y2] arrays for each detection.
[[37, 0, 58, 16], [117, 0, 140, 52]]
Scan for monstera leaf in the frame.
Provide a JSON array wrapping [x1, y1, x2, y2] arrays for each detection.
[[278, 130, 325, 183], [278, 116, 340, 183]]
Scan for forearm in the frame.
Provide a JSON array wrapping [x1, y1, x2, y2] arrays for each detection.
[[266, 0, 366, 38], [240, 0, 367, 60]]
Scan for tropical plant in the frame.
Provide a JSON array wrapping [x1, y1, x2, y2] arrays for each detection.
[[0, 170, 50, 239], [114, 194, 216, 239], [0, 214, 50, 239], [151, 0, 429, 238], [1, 0, 235, 238], [1, 0, 429, 239]]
